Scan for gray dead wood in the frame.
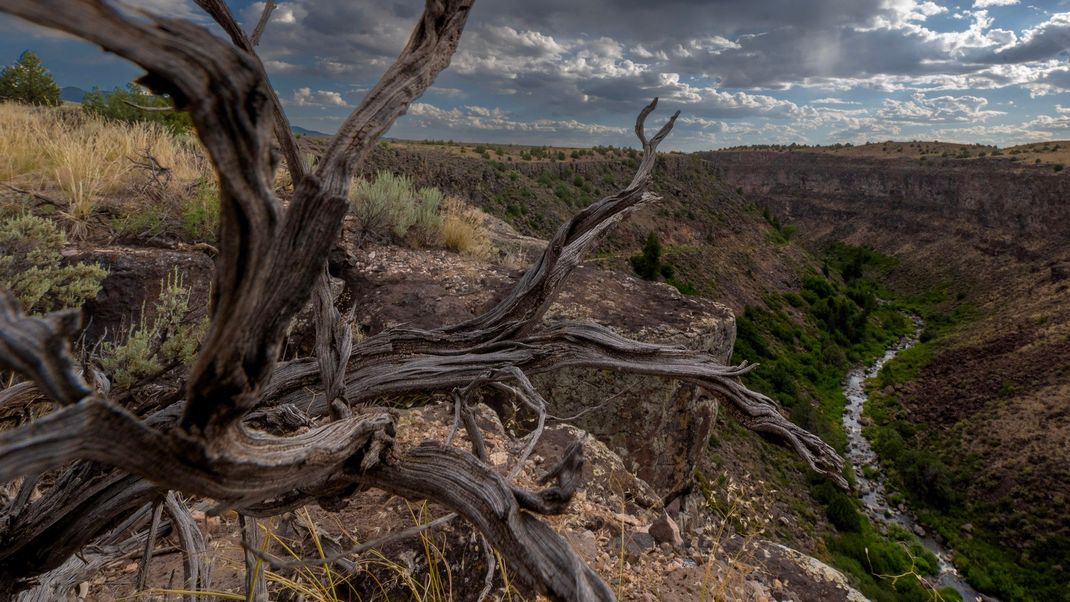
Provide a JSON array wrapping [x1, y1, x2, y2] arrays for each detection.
[[164, 492, 211, 601], [239, 514, 267, 602], [134, 498, 165, 591], [249, 1, 277, 46]]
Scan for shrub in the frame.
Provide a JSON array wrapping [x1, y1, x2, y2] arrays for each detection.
[[826, 493, 863, 532], [349, 171, 412, 243], [630, 232, 663, 280], [181, 177, 220, 241], [348, 172, 481, 252], [0, 51, 60, 107], [97, 269, 206, 388], [0, 214, 106, 314], [411, 186, 444, 245], [348, 172, 446, 243]]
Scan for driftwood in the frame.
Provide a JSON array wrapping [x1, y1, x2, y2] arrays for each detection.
[[0, 0, 845, 600]]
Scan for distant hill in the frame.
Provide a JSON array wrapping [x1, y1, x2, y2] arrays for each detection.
[[713, 139, 1070, 167], [60, 86, 88, 103], [292, 125, 329, 137]]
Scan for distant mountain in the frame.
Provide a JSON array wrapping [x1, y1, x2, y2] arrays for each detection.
[[60, 86, 88, 103], [292, 125, 329, 137]]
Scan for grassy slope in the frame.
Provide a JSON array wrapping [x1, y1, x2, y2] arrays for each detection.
[[864, 302, 1070, 601]]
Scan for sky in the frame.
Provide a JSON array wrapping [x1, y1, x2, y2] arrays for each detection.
[[1, 0, 1069, 150]]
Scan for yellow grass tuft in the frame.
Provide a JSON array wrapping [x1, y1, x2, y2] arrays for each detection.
[[440, 196, 493, 258]]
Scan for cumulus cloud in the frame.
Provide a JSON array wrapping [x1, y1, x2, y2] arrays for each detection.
[[285, 87, 348, 108], [812, 98, 858, 105], [878, 92, 1005, 124], [973, 0, 1020, 7]]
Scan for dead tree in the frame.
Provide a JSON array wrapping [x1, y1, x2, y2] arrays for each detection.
[[0, 1, 846, 600]]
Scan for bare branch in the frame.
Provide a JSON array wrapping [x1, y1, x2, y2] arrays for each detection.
[[313, 269, 353, 410], [316, 0, 475, 193], [239, 514, 267, 602], [362, 443, 614, 601], [134, 498, 164, 591], [120, 98, 174, 113], [191, 0, 303, 183], [0, 292, 91, 405], [164, 492, 211, 600], [249, 0, 276, 46], [477, 535, 496, 602]]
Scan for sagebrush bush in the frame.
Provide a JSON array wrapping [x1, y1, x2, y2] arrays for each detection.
[[347, 173, 494, 256], [0, 214, 106, 314], [350, 171, 410, 243], [411, 186, 444, 245], [181, 177, 220, 241], [98, 268, 206, 388]]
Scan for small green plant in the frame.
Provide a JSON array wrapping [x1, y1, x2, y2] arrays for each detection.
[[0, 51, 60, 106], [181, 177, 220, 241], [97, 269, 206, 388], [112, 203, 169, 239], [0, 214, 106, 313], [762, 207, 795, 244], [349, 171, 420, 243], [410, 186, 444, 245]]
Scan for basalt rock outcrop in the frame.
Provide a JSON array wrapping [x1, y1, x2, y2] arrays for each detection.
[[710, 151, 1070, 244], [63, 245, 213, 344]]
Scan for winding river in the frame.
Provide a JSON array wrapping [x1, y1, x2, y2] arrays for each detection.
[[841, 318, 987, 601]]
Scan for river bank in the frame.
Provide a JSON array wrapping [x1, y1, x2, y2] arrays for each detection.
[[842, 318, 988, 602]]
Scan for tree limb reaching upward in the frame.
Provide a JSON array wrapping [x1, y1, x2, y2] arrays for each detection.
[[0, 0, 844, 599]]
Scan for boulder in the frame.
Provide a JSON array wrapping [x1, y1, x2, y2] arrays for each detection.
[[649, 512, 684, 548]]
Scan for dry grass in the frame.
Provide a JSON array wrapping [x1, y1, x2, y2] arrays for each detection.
[[0, 102, 211, 238], [440, 196, 492, 258]]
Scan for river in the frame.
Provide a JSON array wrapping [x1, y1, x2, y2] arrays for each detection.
[[841, 318, 988, 602]]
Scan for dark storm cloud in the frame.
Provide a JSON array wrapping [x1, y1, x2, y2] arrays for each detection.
[[245, 0, 1070, 96], [92, 0, 1061, 147]]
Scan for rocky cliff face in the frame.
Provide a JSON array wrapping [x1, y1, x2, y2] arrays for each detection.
[[710, 151, 1070, 244]]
